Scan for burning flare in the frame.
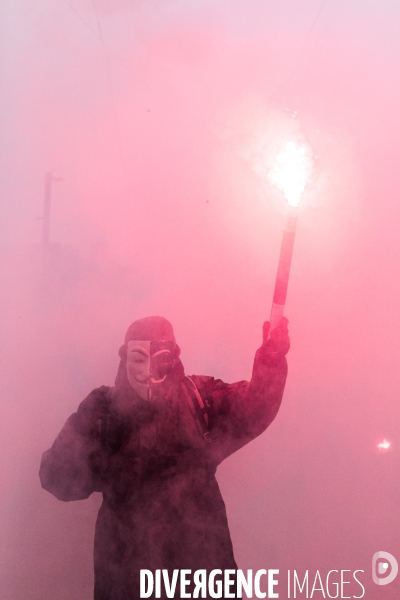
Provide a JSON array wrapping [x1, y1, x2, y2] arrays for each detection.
[[269, 141, 314, 206]]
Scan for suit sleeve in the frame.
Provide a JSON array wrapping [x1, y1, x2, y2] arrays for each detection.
[[192, 349, 288, 464], [39, 387, 110, 501]]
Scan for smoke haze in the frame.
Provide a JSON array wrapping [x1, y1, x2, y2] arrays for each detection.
[[1, 1, 399, 598]]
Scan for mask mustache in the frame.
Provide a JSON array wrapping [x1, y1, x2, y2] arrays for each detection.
[[149, 374, 168, 384], [134, 374, 168, 385], [133, 375, 150, 385]]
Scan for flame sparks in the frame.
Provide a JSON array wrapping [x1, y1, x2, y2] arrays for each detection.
[[377, 439, 391, 450], [268, 141, 314, 206]]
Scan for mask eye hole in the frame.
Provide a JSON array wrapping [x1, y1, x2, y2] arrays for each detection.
[[128, 347, 150, 368]]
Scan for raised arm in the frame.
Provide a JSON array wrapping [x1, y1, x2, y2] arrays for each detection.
[[193, 319, 289, 464]]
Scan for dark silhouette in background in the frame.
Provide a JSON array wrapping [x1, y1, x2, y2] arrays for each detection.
[[40, 315, 289, 599]]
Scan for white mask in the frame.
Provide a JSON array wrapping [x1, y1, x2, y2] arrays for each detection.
[[126, 340, 175, 400]]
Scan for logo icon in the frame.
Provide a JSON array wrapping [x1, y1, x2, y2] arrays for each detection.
[[372, 551, 398, 585]]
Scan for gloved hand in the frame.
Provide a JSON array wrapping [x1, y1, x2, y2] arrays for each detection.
[[258, 317, 290, 364]]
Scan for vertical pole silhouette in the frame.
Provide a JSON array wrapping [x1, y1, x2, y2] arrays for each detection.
[[42, 172, 63, 248]]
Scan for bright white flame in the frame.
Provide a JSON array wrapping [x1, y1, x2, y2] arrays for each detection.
[[268, 141, 314, 206], [377, 439, 391, 450]]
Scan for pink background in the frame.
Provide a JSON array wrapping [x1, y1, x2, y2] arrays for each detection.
[[1, 1, 399, 598]]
